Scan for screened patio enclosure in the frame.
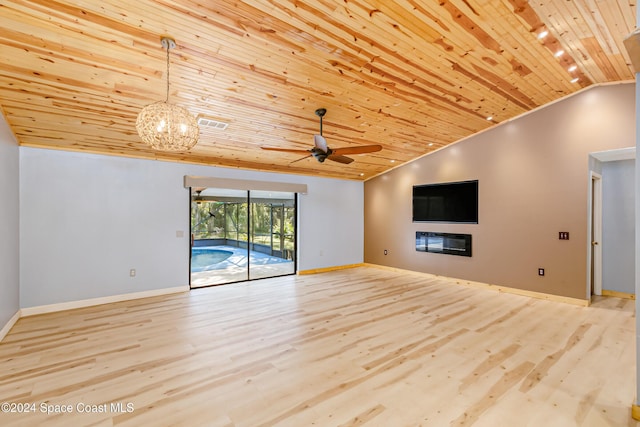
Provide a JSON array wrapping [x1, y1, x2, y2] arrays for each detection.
[[190, 188, 296, 287]]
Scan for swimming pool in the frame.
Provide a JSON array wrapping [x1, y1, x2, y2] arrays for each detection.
[[191, 246, 292, 272], [191, 248, 234, 272]]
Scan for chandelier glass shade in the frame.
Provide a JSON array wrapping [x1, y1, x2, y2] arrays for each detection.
[[136, 37, 199, 152]]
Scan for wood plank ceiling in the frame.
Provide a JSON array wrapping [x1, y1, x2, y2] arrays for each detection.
[[0, 0, 636, 180]]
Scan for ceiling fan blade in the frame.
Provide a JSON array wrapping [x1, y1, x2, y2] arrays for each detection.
[[290, 154, 313, 164], [261, 147, 311, 155], [314, 134, 328, 153], [331, 144, 383, 156], [327, 154, 354, 164]]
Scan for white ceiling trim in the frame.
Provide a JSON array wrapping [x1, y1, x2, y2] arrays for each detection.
[[590, 146, 636, 161]]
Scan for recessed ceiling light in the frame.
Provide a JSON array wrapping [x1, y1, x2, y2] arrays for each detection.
[[359, 173, 364, 176], [486, 116, 493, 121], [537, 30, 549, 39], [568, 65, 577, 72], [571, 77, 580, 83], [390, 159, 395, 163], [428, 143, 434, 147], [554, 50, 564, 58]]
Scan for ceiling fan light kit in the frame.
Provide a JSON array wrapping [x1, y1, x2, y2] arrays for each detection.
[[136, 36, 199, 152]]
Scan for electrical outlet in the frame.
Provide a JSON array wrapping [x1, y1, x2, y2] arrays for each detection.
[[559, 232, 569, 240], [538, 268, 544, 276], [384, 249, 388, 255], [130, 269, 136, 277]]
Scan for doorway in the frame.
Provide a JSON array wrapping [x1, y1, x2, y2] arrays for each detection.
[[588, 147, 637, 300], [190, 187, 296, 288]]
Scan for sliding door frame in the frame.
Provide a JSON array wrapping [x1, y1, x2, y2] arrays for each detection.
[[189, 187, 297, 288]]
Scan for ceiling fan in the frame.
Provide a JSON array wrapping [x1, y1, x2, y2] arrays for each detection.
[[261, 108, 382, 164], [192, 189, 208, 204], [192, 188, 216, 204]]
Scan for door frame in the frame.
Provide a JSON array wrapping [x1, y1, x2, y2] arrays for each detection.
[[587, 147, 636, 299], [189, 187, 297, 288], [587, 171, 603, 297]]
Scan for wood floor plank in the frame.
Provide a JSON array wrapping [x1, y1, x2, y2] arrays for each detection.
[[0, 267, 637, 426]]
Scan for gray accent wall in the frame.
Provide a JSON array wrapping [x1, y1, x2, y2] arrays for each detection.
[[19, 147, 364, 308], [602, 159, 635, 294], [365, 83, 636, 300], [0, 112, 20, 327]]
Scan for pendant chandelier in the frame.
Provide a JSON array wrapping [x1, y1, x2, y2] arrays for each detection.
[[136, 37, 199, 152]]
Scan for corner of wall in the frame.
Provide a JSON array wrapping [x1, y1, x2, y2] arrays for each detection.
[[0, 110, 20, 334], [0, 309, 21, 342]]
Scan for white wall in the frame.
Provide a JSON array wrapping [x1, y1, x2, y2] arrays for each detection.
[[602, 159, 635, 294], [635, 16, 640, 407], [19, 148, 363, 309], [0, 113, 20, 328]]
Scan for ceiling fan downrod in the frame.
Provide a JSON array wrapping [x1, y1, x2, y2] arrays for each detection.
[[315, 108, 326, 135]]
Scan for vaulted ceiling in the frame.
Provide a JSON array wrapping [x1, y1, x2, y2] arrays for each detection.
[[0, 0, 636, 180]]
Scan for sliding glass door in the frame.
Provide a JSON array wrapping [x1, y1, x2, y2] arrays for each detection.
[[190, 188, 296, 288], [248, 191, 296, 280]]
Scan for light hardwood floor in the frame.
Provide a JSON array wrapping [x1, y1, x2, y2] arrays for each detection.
[[0, 266, 637, 426]]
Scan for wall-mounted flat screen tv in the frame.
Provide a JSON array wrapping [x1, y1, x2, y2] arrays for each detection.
[[412, 180, 478, 223]]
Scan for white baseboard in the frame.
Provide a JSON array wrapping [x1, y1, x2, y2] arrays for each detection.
[[0, 309, 21, 342], [20, 285, 189, 317]]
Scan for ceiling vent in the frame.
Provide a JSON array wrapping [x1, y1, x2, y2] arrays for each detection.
[[197, 117, 229, 130]]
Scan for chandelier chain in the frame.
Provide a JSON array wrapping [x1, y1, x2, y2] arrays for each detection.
[[165, 41, 170, 102]]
